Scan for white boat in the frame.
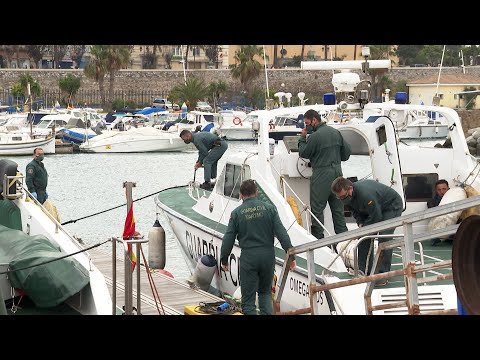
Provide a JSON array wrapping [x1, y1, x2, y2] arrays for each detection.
[[154, 81, 479, 314], [0, 159, 111, 314], [79, 126, 193, 153], [0, 131, 56, 155]]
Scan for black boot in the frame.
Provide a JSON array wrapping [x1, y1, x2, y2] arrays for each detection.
[[199, 182, 212, 191]]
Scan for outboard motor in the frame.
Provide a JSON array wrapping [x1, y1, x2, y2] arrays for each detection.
[[0, 159, 18, 200], [187, 254, 217, 291], [148, 220, 166, 269]]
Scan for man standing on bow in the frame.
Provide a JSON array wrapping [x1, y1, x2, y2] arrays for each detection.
[[26, 147, 49, 204], [298, 109, 351, 240], [180, 129, 228, 191]]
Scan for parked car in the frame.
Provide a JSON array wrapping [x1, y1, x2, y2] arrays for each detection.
[[152, 98, 180, 111], [195, 101, 213, 112]]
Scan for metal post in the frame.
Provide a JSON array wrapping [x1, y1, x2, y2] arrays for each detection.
[[112, 237, 117, 315], [307, 250, 316, 315], [402, 221, 420, 314], [124, 244, 132, 315], [136, 242, 141, 315], [123, 181, 136, 315]]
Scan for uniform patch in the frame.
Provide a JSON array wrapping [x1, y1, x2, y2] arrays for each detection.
[[27, 168, 34, 174], [367, 200, 373, 205]]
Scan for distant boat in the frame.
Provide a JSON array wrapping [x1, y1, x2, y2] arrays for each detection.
[[0, 131, 56, 156], [79, 126, 193, 153]]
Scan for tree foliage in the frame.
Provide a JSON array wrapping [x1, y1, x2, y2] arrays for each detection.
[[169, 77, 209, 110], [59, 74, 81, 106], [230, 45, 267, 92]]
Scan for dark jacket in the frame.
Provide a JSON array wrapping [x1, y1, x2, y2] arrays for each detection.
[[350, 180, 403, 227], [220, 197, 294, 265], [298, 123, 351, 169], [192, 132, 222, 163], [427, 194, 442, 208], [25, 159, 48, 194]]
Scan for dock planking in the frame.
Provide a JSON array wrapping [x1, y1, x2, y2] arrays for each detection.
[[88, 248, 224, 315]]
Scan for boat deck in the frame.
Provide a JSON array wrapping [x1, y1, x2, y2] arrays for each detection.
[[88, 248, 224, 315]]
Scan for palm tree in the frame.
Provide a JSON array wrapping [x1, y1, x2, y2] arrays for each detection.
[[84, 45, 109, 108], [105, 45, 132, 104], [19, 74, 41, 99], [169, 77, 209, 110], [208, 80, 227, 110], [230, 45, 267, 100], [367, 45, 396, 100], [300, 45, 305, 62]]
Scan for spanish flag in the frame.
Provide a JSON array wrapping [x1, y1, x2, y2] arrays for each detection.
[[122, 204, 137, 271]]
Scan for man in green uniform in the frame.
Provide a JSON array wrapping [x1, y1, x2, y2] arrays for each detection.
[[180, 129, 228, 191], [220, 179, 296, 315], [331, 176, 404, 285], [298, 109, 351, 240], [26, 147, 49, 204]]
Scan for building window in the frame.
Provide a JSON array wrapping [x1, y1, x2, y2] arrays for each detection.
[[173, 46, 182, 57], [192, 47, 200, 56]]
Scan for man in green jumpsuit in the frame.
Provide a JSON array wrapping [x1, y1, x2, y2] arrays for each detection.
[[180, 129, 228, 191], [25, 147, 49, 204], [298, 109, 351, 240], [331, 176, 404, 285], [220, 180, 296, 315]]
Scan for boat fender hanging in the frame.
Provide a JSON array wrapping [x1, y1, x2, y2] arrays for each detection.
[[429, 187, 467, 236], [460, 185, 480, 220], [287, 195, 303, 226], [233, 117, 242, 126], [148, 219, 166, 269], [188, 254, 217, 291]]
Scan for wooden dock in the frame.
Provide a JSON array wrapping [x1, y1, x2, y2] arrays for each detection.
[[88, 248, 225, 315]]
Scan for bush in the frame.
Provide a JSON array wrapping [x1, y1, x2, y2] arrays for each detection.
[[112, 98, 136, 110]]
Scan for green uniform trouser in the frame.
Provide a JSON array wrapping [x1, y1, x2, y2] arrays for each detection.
[[36, 190, 47, 205], [203, 141, 228, 182], [358, 208, 403, 275], [310, 165, 347, 239], [239, 248, 275, 315]]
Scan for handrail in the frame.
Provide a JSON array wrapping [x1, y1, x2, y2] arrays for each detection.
[[269, 161, 331, 236], [5, 174, 88, 255], [275, 194, 480, 314]]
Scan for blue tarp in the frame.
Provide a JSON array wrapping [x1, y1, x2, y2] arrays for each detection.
[[135, 107, 167, 115]]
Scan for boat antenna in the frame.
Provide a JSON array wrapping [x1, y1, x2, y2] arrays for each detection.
[[434, 45, 446, 105], [263, 45, 270, 109], [27, 82, 32, 136]]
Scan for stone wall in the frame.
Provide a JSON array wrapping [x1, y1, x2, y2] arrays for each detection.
[[2, 66, 480, 102], [457, 109, 480, 136]]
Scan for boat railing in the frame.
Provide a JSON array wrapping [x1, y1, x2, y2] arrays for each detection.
[[275, 194, 480, 315], [271, 164, 332, 237], [3, 173, 88, 256]]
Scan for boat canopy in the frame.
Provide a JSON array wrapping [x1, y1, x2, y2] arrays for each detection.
[[0, 224, 90, 308]]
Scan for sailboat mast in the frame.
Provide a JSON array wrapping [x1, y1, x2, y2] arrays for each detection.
[[263, 45, 270, 109], [434, 45, 446, 103]]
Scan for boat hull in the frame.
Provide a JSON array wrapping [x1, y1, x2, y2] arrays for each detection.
[[80, 136, 191, 153], [0, 136, 56, 155], [159, 205, 333, 314]]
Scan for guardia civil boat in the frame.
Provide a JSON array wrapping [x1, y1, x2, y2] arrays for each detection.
[[0, 159, 111, 314], [154, 65, 480, 314]]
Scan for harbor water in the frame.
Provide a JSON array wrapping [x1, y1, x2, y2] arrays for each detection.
[[4, 138, 439, 280]]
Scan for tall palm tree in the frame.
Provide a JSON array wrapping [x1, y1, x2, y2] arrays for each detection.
[[169, 77, 209, 110], [367, 45, 396, 100], [19, 74, 41, 99], [106, 45, 132, 104], [230, 45, 267, 98], [300, 45, 305, 62], [84, 45, 109, 108]]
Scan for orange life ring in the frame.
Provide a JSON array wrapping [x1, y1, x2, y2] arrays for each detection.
[[233, 116, 242, 126]]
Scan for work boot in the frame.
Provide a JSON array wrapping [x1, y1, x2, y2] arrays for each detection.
[[199, 182, 213, 191]]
